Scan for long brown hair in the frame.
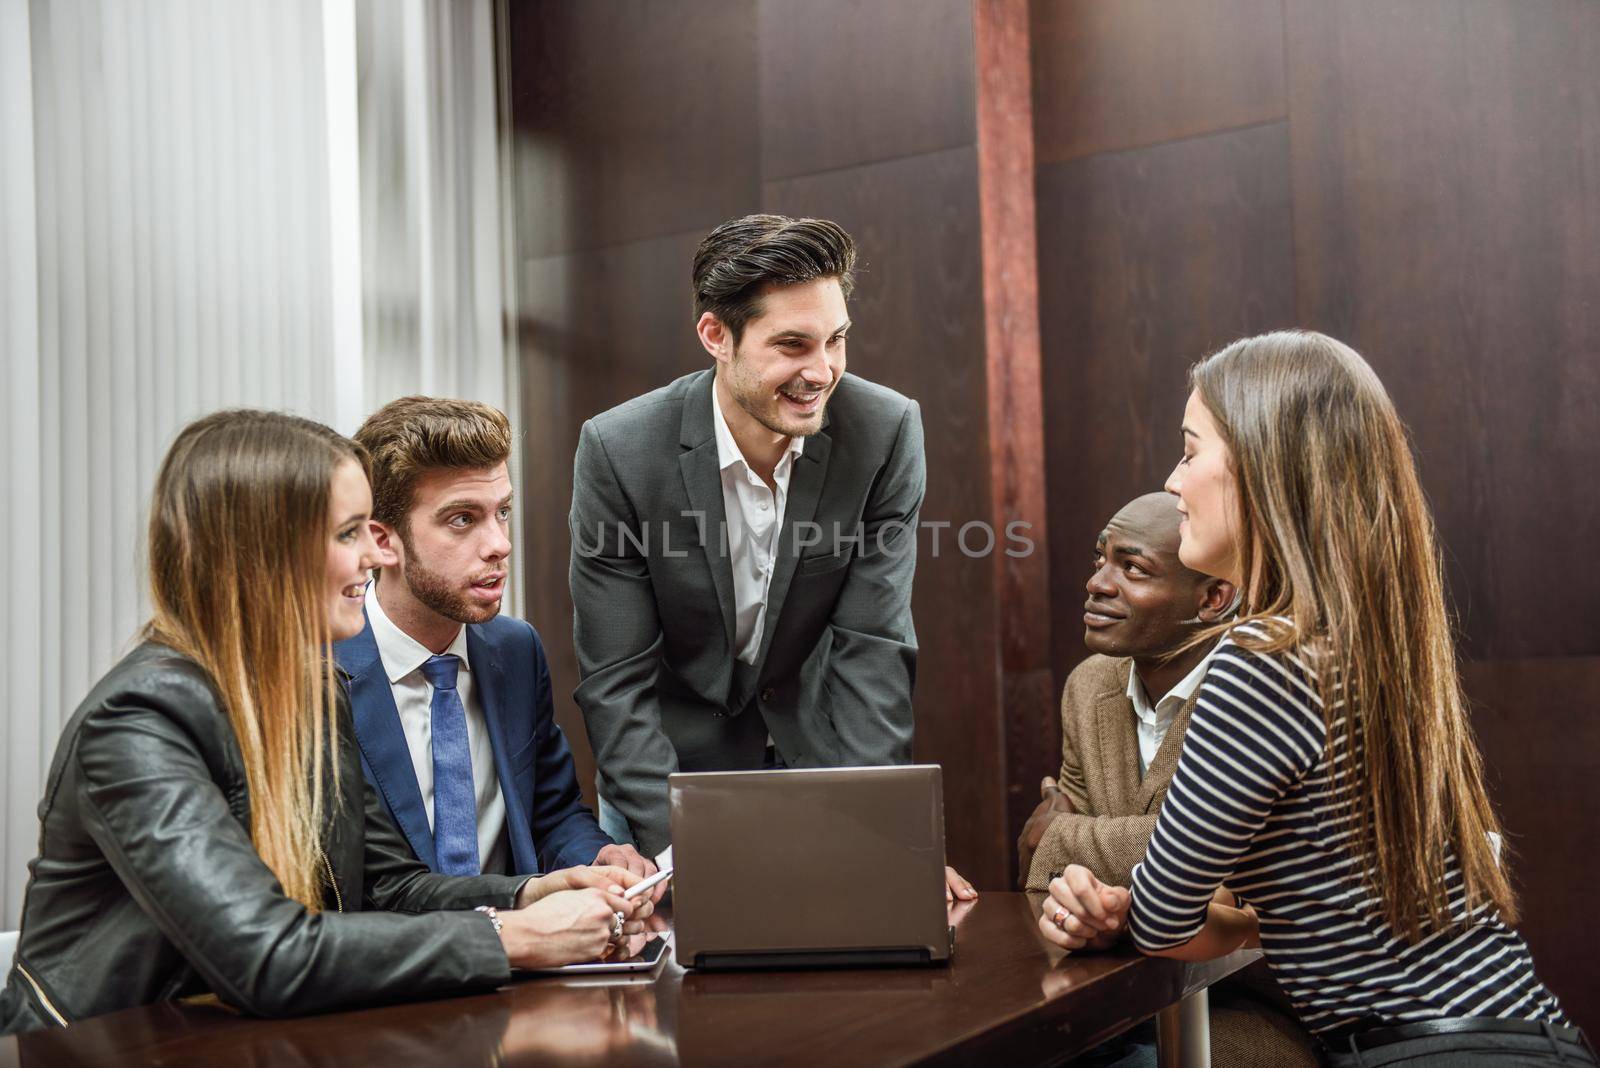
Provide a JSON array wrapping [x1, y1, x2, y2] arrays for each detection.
[[145, 410, 367, 911], [1191, 330, 1514, 941]]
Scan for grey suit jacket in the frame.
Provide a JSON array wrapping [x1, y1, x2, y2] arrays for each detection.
[[569, 368, 925, 855]]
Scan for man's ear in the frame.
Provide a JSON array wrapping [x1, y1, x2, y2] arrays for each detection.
[[696, 311, 733, 364], [1196, 578, 1238, 623], [370, 520, 402, 571]]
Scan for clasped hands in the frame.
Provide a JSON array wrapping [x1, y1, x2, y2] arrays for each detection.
[[1037, 864, 1129, 953]]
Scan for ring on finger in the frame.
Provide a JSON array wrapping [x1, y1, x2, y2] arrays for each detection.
[[611, 910, 625, 942], [1052, 908, 1069, 928]]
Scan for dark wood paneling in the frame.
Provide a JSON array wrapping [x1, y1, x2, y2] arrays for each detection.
[[1286, 0, 1600, 662], [505, 1, 759, 258], [1035, 121, 1295, 688], [762, 147, 1008, 890], [517, 230, 714, 801], [1029, 0, 1286, 164], [757, 0, 976, 181], [1028, 0, 1598, 1036], [1464, 656, 1600, 1031]]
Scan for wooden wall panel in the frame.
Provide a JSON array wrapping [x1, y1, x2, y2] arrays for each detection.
[[758, 0, 976, 181], [1035, 121, 1295, 684], [1464, 657, 1600, 1030], [1286, 0, 1600, 662], [1284, 0, 1600, 1029], [505, 0, 759, 258], [1029, 0, 1285, 163], [516, 231, 711, 800], [762, 147, 1007, 888], [1030, 0, 1597, 1030], [505, 1, 1029, 888]]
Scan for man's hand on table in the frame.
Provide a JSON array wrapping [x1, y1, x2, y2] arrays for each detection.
[[1037, 864, 1129, 953], [1017, 777, 1075, 887], [945, 865, 977, 904], [594, 843, 669, 903]]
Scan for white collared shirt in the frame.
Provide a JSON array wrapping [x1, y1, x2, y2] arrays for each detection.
[[1126, 642, 1221, 777], [712, 379, 805, 665], [366, 582, 508, 875]]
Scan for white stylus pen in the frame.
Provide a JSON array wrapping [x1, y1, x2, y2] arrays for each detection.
[[623, 866, 674, 900]]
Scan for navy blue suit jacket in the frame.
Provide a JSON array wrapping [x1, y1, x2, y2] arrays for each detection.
[[334, 612, 612, 875]]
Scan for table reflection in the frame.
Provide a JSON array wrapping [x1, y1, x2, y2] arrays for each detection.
[[501, 981, 676, 1065]]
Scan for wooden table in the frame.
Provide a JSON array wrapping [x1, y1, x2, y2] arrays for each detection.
[[0, 893, 1257, 1067]]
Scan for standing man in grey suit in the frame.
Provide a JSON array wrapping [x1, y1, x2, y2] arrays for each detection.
[[569, 214, 974, 901]]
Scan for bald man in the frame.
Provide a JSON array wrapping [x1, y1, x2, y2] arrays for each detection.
[[1020, 493, 1316, 1068]]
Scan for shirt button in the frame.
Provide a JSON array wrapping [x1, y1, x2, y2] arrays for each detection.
[[760, 688, 776, 703], [759, 500, 769, 511]]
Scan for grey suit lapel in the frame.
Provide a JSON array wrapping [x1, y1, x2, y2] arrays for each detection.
[[752, 427, 831, 669], [679, 374, 736, 652]]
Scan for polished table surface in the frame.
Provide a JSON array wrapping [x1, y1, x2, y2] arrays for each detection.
[[0, 893, 1257, 1067]]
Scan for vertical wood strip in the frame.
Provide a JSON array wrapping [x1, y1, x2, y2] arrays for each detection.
[[973, 0, 1054, 884]]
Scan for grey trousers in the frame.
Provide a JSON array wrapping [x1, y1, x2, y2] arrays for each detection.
[[1323, 1025, 1596, 1067]]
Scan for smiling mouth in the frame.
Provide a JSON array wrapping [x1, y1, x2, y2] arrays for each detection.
[[778, 387, 824, 413], [1083, 601, 1125, 627], [341, 583, 365, 601]]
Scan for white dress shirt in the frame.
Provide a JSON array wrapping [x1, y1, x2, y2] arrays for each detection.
[[1125, 642, 1221, 777], [712, 380, 805, 665], [366, 583, 508, 875]]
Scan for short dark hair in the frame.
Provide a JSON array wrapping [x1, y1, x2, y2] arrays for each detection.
[[355, 396, 512, 531], [692, 214, 857, 342]]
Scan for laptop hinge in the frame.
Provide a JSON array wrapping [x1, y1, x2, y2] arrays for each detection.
[[692, 947, 935, 971]]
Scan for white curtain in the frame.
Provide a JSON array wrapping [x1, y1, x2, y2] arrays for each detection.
[[0, 0, 513, 927]]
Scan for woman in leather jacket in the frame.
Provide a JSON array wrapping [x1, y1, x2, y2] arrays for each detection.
[[1, 411, 650, 1035]]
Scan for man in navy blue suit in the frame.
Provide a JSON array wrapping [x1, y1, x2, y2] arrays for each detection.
[[334, 396, 657, 886]]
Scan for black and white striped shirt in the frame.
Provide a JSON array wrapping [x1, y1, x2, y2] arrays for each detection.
[[1129, 624, 1567, 1035]]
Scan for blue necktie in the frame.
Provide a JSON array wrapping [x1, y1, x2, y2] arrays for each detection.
[[420, 654, 481, 875]]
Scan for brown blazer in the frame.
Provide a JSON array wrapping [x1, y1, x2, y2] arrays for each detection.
[[1026, 654, 1320, 1068], [1026, 654, 1193, 892]]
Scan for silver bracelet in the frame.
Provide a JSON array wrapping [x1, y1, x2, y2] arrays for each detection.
[[475, 904, 503, 935]]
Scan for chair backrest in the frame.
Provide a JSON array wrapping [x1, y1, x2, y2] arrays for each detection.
[[0, 931, 17, 972]]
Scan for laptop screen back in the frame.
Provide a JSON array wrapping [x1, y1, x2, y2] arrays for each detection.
[[669, 765, 949, 966]]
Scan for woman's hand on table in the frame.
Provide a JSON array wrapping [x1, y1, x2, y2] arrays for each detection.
[[1037, 864, 1129, 952], [499, 886, 645, 969]]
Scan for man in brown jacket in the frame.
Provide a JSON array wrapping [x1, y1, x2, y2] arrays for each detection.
[[1019, 492, 1317, 1067]]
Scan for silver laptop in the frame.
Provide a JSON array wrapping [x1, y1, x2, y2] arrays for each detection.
[[669, 764, 953, 970]]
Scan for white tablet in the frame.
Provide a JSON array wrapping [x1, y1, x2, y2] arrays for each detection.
[[519, 931, 673, 976]]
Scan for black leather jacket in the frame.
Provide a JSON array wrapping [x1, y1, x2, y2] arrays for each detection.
[[0, 643, 528, 1035]]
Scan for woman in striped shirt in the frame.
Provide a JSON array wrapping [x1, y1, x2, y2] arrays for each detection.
[[1038, 331, 1592, 1065]]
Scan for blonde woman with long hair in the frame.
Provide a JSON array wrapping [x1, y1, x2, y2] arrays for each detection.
[[1, 410, 649, 1035], [1038, 333, 1591, 1065]]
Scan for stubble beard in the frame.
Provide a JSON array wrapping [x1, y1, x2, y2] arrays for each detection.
[[727, 350, 829, 440], [397, 534, 501, 626]]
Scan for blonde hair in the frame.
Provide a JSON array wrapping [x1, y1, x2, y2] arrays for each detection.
[[145, 410, 366, 911], [1192, 330, 1514, 940]]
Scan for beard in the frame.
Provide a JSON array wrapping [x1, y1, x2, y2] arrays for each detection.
[[396, 533, 502, 625], [725, 351, 832, 439]]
